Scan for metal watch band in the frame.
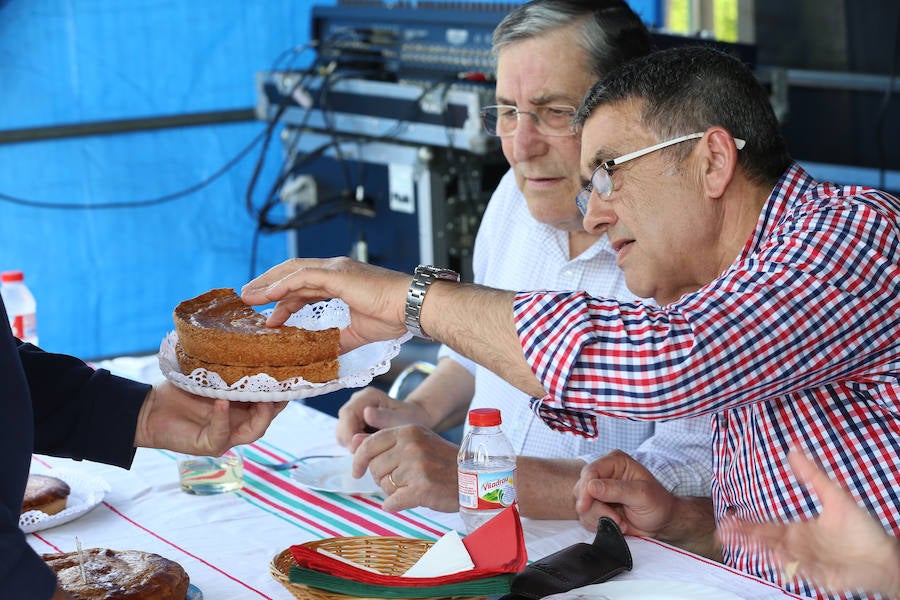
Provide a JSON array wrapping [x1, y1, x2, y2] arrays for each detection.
[[404, 265, 460, 339]]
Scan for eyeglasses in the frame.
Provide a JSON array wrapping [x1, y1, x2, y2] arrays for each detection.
[[480, 104, 578, 137], [575, 132, 747, 214]]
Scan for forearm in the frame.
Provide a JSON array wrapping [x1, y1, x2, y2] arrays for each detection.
[[657, 496, 720, 561], [404, 358, 475, 433], [420, 282, 546, 398], [515, 457, 585, 519]]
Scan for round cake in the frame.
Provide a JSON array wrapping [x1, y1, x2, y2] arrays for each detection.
[[173, 287, 340, 385], [22, 474, 70, 516], [43, 548, 190, 600]]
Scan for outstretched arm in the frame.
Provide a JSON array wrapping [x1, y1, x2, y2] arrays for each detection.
[[241, 257, 545, 397]]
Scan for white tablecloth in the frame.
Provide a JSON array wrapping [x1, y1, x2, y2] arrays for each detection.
[[27, 400, 808, 600]]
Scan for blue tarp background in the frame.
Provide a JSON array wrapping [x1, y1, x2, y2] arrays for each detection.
[[0, 1, 332, 359], [0, 0, 661, 360]]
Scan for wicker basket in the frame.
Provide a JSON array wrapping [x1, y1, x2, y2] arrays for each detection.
[[270, 536, 480, 600]]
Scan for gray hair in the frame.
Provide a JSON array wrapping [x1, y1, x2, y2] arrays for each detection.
[[492, 0, 652, 79], [575, 45, 792, 186]]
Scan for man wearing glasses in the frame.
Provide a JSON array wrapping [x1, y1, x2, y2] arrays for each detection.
[[332, 0, 712, 520], [244, 45, 900, 600]]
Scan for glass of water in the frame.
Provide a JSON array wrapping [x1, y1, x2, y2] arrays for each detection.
[[176, 447, 244, 495]]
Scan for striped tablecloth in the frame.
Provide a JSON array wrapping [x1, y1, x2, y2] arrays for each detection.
[[26, 401, 808, 599]]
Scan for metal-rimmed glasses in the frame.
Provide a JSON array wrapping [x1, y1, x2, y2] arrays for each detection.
[[575, 132, 747, 214], [480, 104, 578, 137]]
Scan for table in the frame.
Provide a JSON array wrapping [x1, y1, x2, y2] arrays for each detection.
[[27, 401, 808, 599]]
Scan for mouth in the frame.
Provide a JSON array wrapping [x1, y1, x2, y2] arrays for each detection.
[[610, 238, 635, 253], [610, 238, 636, 262], [524, 175, 564, 188]]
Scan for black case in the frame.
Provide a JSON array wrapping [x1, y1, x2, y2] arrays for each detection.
[[499, 517, 633, 600]]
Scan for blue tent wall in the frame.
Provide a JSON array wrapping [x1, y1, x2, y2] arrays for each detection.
[[0, 0, 334, 359]]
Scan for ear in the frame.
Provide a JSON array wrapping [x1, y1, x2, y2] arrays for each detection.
[[700, 126, 739, 199]]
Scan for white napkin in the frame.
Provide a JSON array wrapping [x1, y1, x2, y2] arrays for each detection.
[[402, 530, 474, 578]]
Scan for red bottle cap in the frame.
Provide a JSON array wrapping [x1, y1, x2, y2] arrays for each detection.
[[1, 270, 24, 283], [468, 408, 501, 427]]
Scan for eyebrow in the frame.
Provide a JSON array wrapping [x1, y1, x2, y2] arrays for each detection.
[[587, 147, 611, 171], [494, 94, 579, 107]]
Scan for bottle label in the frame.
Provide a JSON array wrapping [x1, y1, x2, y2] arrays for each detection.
[[11, 312, 37, 342], [458, 468, 516, 510]]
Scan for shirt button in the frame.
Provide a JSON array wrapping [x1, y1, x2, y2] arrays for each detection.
[[725, 506, 737, 517]]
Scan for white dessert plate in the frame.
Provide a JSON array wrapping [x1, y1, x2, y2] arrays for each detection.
[[19, 468, 110, 534], [159, 333, 408, 401], [290, 455, 382, 495], [544, 580, 744, 600]]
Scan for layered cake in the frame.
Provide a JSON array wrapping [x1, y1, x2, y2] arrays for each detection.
[[43, 548, 190, 600], [173, 288, 340, 385]]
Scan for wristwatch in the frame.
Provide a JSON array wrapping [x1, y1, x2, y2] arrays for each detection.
[[404, 265, 460, 339]]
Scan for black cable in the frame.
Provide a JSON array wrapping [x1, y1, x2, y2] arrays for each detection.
[[0, 125, 269, 210], [0, 43, 322, 211]]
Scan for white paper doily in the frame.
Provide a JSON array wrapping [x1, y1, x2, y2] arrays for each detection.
[[158, 299, 411, 401], [20, 468, 110, 533]]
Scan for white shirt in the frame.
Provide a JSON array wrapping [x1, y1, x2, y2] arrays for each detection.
[[440, 169, 712, 495]]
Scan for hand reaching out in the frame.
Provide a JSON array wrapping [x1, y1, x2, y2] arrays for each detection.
[[134, 381, 286, 456], [719, 449, 900, 597]]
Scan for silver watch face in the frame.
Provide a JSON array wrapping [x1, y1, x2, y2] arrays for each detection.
[[415, 265, 459, 282]]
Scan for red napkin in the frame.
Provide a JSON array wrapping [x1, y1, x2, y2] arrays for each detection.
[[289, 505, 527, 587]]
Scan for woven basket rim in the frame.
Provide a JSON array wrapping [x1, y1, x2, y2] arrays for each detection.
[[270, 536, 447, 600]]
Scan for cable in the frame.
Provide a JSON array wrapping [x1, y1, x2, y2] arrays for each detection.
[[0, 42, 322, 211], [0, 125, 269, 210]]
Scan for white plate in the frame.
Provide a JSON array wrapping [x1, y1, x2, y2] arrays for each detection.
[[159, 331, 411, 402], [20, 468, 110, 534], [290, 455, 382, 495], [544, 580, 744, 600]]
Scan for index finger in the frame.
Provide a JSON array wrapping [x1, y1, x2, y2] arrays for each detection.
[[242, 259, 311, 296], [242, 259, 333, 304], [351, 429, 399, 477]]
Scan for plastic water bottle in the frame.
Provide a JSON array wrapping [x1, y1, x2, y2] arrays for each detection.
[[1, 270, 38, 345], [457, 407, 517, 534]]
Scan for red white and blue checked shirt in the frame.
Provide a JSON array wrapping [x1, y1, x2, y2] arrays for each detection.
[[514, 163, 900, 600]]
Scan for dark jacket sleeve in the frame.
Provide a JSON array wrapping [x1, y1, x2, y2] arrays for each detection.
[[22, 342, 150, 467], [1, 299, 150, 598]]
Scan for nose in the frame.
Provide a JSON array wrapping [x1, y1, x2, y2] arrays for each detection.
[[509, 115, 547, 162], [581, 197, 617, 234]]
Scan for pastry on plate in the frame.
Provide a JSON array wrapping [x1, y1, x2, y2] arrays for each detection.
[[43, 547, 190, 600], [22, 474, 70, 516], [173, 287, 339, 385]]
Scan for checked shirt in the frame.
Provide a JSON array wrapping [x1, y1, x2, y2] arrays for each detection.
[[513, 163, 900, 600]]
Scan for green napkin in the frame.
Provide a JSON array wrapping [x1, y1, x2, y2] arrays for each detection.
[[289, 565, 514, 598]]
